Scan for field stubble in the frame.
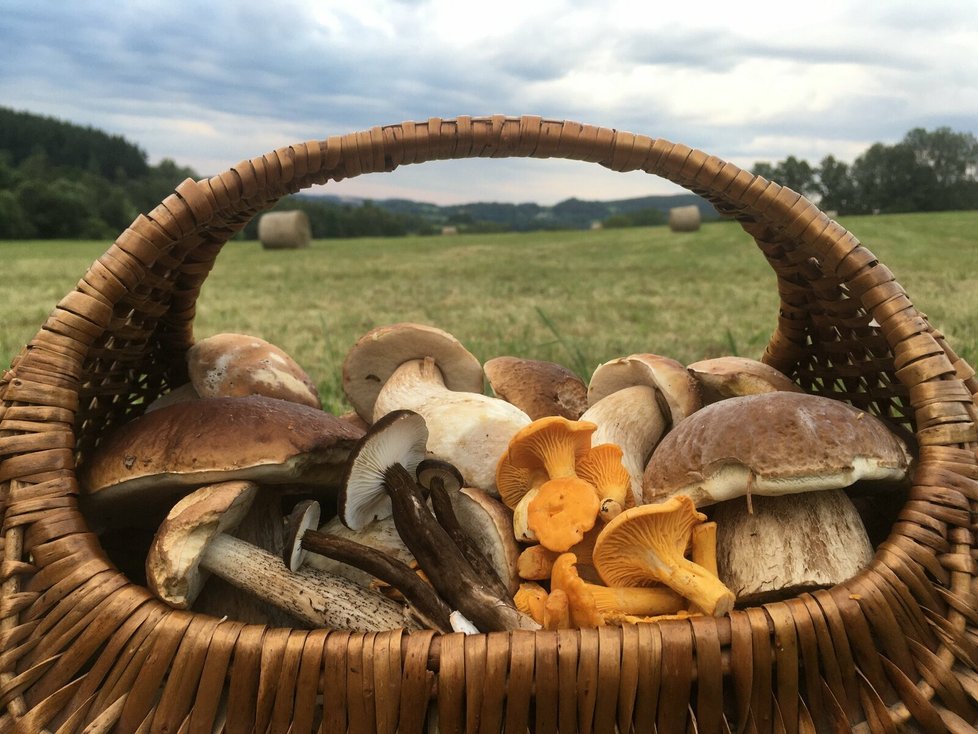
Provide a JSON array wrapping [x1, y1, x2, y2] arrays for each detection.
[[1, 211, 976, 415]]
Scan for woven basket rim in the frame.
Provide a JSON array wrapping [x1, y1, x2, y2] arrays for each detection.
[[2, 115, 977, 733]]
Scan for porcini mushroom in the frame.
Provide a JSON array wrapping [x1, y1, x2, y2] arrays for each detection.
[[188, 332, 321, 408], [146, 481, 420, 630], [80, 395, 364, 529], [643, 391, 912, 604], [343, 324, 532, 493], [592, 496, 735, 616], [587, 353, 703, 427], [484, 356, 588, 420], [578, 386, 668, 507], [686, 356, 803, 404]]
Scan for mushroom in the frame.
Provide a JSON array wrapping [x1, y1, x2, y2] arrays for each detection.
[[484, 356, 588, 420], [187, 332, 321, 408], [575, 443, 637, 521], [338, 409, 429, 530], [514, 582, 549, 625], [337, 410, 538, 632], [587, 353, 703, 427], [342, 323, 532, 494], [527, 476, 600, 552], [417, 459, 521, 597], [551, 553, 686, 628], [578, 386, 668, 507], [643, 392, 912, 604], [686, 356, 803, 404], [80, 395, 364, 529], [592, 496, 735, 616], [145, 481, 421, 631], [303, 514, 414, 589]]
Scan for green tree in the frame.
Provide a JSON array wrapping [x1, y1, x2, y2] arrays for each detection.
[[850, 143, 935, 214], [816, 155, 857, 214], [774, 156, 817, 197]]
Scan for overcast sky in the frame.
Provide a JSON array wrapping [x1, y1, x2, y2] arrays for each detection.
[[3, 1, 977, 205]]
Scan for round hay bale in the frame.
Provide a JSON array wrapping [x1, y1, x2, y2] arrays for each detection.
[[668, 205, 701, 232], [258, 210, 311, 249]]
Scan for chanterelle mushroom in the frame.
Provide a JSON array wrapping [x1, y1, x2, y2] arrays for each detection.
[[592, 496, 735, 616], [643, 391, 912, 604], [342, 323, 531, 493]]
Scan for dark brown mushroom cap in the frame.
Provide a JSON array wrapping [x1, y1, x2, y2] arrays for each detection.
[[81, 395, 364, 524], [484, 356, 588, 420], [643, 392, 912, 506]]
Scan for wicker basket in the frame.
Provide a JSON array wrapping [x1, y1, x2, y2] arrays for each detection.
[[2, 115, 977, 733]]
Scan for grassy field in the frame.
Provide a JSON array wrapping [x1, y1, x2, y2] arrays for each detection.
[[2, 210, 976, 415]]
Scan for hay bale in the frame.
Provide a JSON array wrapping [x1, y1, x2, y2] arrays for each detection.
[[668, 205, 701, 232], [258, 210, 311, 249]]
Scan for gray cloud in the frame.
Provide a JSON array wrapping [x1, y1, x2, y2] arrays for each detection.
[[2, 0, 976, 204]]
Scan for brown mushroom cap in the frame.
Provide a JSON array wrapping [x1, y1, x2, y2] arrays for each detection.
[[484, 356, 588, 420], [686, 356, 803, 403], [341, 323, 485, 421], [81, 395, 364, 524], [188, 333, 321, 408], [146, 480, 258, 609], [643, 392, 911, 506]]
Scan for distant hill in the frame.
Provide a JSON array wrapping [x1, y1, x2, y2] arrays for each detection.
[[295, 191, 720, 233]]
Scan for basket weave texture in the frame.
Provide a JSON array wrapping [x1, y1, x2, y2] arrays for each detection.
[[2, 115, 978, 733]]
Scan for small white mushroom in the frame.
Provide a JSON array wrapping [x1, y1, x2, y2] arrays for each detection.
[[146, 481, 420, 631]]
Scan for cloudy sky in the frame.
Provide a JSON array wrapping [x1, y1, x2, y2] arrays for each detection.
[[3, 1, 977, 205]]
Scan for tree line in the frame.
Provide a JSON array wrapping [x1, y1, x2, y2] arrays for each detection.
[[751, 127, 978, 215], [2, 105, 976, 240]]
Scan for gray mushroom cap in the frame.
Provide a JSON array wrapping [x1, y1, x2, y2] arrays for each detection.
[[339, 409, 429, 530]]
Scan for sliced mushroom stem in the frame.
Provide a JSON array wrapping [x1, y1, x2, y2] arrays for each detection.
[[301, 529, 452, 632], [426, 476, 510, 599], [383, 463, 539, 632], [201, 532, 419, 631]]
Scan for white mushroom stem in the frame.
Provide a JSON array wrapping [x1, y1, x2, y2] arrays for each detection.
[[579, 385, 668, 505], [200, 532, 421, 631], [373, 358, 531, 493], [713, 489, 875, 605]]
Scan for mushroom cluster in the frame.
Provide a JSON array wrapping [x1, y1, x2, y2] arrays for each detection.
[[77, 321, 914, 632]]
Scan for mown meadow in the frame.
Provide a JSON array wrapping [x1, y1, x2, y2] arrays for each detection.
[[2, 210, 976, 415]]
